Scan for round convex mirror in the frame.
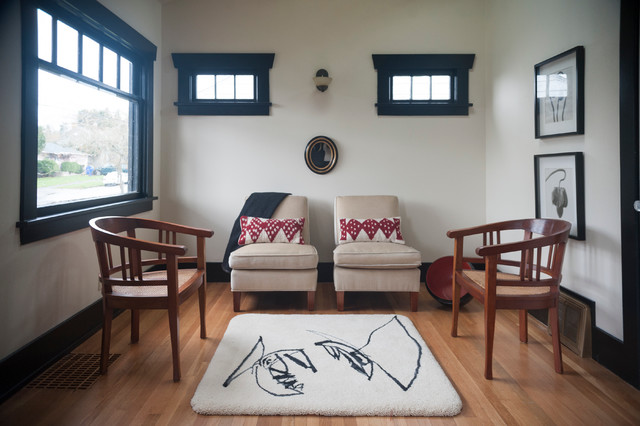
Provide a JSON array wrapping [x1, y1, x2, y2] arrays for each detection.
[[305, 136, 338, 174]]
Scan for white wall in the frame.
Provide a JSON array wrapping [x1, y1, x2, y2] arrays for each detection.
[[0, 0, 163, 360], [485, 0, 622, 338], [160, 0, 487, 264]]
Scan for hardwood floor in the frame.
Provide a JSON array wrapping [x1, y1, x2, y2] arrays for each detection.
[[1, 282, 639, 425]]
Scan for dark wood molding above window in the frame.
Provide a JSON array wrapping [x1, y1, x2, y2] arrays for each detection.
[[172, 53, 275, 116], [372, 54, 475, 116]]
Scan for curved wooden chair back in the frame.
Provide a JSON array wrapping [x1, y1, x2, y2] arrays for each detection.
[[90, 216, 213, 382], [447, 218, 571, 379]]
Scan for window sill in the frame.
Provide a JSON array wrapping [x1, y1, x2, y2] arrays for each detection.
[[376, 103, 472, 116], [174, 102, 272, 116], [17, 196, 157, 244]]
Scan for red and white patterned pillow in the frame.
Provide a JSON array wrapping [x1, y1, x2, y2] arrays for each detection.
[[238, 216, 305, 245], [338, 217, 405, 244]]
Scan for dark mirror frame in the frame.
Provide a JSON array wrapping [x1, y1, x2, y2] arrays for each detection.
[[305, 136, 338, 175]]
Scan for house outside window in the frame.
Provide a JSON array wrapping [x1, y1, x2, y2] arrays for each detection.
[[19, 0, 157, 244]]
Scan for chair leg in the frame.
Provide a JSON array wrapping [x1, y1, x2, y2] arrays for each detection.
[[168, 306, 181, 382], [519, 309, 528, 343], [198, 281, 207, 339], [307, 291, 315, 311], [233, 292, 241, 312], [484, 299, 497, 380], [549, 306, 564, 374], [101, 306, 113, 375], [410, 292, 419, 312], [451, 279, 460, 337], [336, 291, 345, 311], [130, 309, 139, 344]]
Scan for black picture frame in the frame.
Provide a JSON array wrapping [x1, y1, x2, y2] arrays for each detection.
[[534, 152, 585, 240], [534, 46, 585, 138], [305, 136, 338, 175]]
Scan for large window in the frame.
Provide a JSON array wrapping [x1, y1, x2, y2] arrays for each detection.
[[172, 53, 275, 115], [19, 0, 157, 244], [372, 54, 475, 116]]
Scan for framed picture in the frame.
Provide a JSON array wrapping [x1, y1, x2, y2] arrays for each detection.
[[534, 152, 585, 240], [535, 46, 584, 138]]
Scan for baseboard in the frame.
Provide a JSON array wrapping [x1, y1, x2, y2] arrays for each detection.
[[208, 261, 430, 283], [593, 326, 640, 388], [206, 262, 230, 282], [0, 299, 109, 403], [592, 327, 634, 384]]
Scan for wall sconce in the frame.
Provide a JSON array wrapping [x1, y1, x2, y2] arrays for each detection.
[[313, 69, 332, 92]]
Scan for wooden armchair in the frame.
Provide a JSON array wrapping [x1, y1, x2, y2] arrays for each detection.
[[447, 218, 571, 379], [89, 216, 213, 382]]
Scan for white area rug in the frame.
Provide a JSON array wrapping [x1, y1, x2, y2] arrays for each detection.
[[192, 314, 462, 417]]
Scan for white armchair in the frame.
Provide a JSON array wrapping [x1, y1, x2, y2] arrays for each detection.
[[333, 195, 422, 311], [229, 195, 318, 311]]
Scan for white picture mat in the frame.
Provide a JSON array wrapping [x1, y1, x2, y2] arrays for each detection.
[[537, 51, 578, 136]]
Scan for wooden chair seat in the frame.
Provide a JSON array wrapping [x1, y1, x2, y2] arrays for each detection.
[[111, 269, 203, 298], [461, 270, 552, 296]]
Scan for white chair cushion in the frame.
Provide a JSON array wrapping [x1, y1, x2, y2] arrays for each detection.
[[230, 243, 318, 270], [333, 241, 421, 269]]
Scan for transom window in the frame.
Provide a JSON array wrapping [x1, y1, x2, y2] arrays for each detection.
[[372, 54, 475, 116], [391, 75, 452, 101], [172, 53, 275, 115], [195, 74, 255, 100], [19, 0, 157, 244]]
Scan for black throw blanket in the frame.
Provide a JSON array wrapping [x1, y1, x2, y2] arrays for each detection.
[[221, 192, 291, 273]]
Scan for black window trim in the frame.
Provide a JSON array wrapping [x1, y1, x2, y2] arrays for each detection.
[[172, 53, 275, 116], [372, 54, 475, 116], [18, 0, 157, 244]]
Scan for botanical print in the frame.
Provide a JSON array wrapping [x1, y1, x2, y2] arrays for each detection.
[[542, 68, 574, 125], [544, 166, 577, 226]]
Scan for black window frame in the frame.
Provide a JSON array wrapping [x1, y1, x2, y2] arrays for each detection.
[[18, 0, 157, 244], [372, 54, 475, 116], [172, 53, 275, 116]]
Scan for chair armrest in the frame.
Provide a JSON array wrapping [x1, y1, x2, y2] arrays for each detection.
[[475, 233, 562, 257], [135, 218, 214, 238], [447, 223, 496, 239], [97, 229, 187, 256]]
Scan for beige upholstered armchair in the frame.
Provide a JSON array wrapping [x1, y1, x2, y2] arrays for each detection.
[[229, 195, 318, 311], [333, 195, 422, 311]]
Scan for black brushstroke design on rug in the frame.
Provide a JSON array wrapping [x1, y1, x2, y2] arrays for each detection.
[[311, 315, 422, 391], [222, 336, 317, 397], [222, 315, 422, 397]]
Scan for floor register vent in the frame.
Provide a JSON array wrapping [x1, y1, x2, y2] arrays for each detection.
[[530, 290, 593, 358], [27, 353, 120, 390]]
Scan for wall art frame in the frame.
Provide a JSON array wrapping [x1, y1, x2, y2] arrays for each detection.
[[534, 152, 585, 240], [534, 46, 585, 139], [305, 136, 338, 174]]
